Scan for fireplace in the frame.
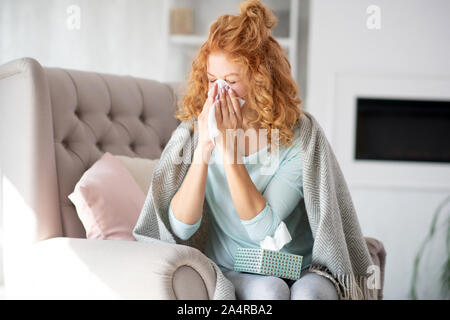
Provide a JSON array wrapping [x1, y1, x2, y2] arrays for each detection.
[[330, 73, 450, 190], [355, 98, 450, 163]]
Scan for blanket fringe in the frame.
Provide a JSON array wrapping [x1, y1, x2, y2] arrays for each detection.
[[307, 264, 378, 300]]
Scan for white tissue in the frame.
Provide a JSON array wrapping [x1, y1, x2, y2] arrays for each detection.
[[259, 221, 292, 251], [207, 79, 245, 146]]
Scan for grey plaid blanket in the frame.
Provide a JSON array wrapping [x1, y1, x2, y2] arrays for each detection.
[[133, 110, 379, 300]]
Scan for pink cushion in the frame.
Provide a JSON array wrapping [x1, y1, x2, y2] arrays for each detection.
[[68, 152, 145, 241]]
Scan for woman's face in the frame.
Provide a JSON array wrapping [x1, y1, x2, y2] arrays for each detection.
[[206, 51, 248, 101]]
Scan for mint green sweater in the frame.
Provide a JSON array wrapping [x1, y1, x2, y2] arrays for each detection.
[[169, 126, 313, 273]]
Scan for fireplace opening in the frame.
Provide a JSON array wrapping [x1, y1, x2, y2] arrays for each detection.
[[355, 97, 450, 163]]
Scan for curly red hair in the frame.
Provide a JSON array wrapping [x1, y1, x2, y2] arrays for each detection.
[[175, 0, 303, 150]]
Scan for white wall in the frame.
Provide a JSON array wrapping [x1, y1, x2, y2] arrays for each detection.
[[306, 0, 450, 299], [0, 0, 166, 80], [0, 0, 309, 89]]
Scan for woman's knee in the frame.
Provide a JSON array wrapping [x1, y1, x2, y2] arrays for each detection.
[[224, 271, 290, 300], [260, 277, 291, 300], [290, 272, 339, 300]]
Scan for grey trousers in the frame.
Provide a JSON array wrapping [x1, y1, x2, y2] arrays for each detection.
[[223, 269, 339, 300]]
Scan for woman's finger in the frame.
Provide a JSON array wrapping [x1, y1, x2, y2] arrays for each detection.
[[213, 82, 218, 102], [203, 82, 217, 116], [214, 100, 222, 125], [228, 88, 243, 124], [226, 88, 238, 112], [219, 87, 228, 121], [225, 90, 236, 119], [207, 82, 216, 105]]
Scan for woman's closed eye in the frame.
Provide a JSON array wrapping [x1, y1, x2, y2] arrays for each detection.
[[209, 80, 236, 85]]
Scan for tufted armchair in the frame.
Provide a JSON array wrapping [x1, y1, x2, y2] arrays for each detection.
[[0, 57, 218, 299], [0, 57, 386, 300]]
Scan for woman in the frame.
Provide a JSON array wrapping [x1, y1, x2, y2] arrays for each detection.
[[167, 0, 338, 300]]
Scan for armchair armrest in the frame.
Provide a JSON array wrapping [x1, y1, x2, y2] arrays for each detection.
[[5, 237, 217, 299]]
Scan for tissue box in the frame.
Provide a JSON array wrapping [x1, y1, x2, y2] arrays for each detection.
[[234, 247, 303, 280]]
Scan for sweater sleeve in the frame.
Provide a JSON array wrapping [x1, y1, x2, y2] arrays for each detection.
[[168, 205, 202, 241], [240, 144, 303, 242]]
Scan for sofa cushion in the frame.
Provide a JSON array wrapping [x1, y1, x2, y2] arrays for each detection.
[[114, 155, 159, 194], [68, 152, 145, 240]]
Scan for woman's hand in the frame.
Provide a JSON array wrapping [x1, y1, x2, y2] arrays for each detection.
[[196, 82, 218, 160], [215, 86, 244, 160]]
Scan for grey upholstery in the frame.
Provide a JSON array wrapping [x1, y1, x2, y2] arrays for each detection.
[[48, 64, 180, 238]]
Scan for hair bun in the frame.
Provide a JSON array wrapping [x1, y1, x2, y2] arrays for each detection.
[[240, 0, 278, 33]]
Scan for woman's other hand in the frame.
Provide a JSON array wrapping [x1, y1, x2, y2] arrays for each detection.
[[195, 81, 218, 162], [216, 86, 244, 160]]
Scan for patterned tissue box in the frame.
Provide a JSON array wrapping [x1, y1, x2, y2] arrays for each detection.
[[233, 247, 303, 280]]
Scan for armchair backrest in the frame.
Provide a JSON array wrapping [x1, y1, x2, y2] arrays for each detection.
[[0, 57, 181, 246]]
